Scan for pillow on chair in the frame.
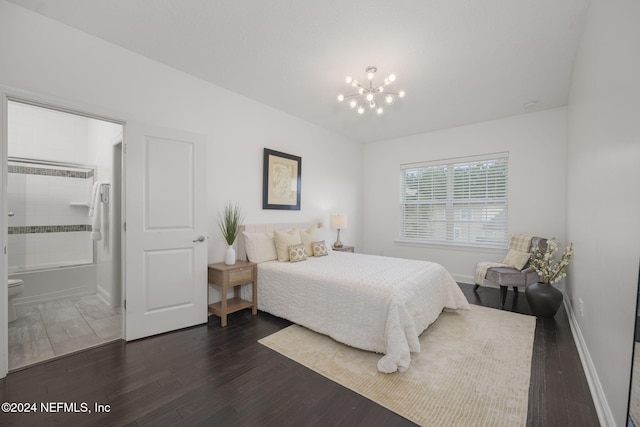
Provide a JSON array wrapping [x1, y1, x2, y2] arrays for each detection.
[[502, 249, 530, 270]]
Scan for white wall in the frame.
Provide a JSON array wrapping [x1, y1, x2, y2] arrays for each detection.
[[0, 1, 363, 304], [8, 101, 89, 163], [566, 0, 640, 425], [7, 103, 94, 272], [363, 108, 568, 283]]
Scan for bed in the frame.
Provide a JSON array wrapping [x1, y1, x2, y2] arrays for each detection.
[[239, 222, 469, 373]]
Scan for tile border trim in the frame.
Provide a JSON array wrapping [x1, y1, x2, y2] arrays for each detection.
[[8, 165, 93, 179], [8, 225, 92, 234]]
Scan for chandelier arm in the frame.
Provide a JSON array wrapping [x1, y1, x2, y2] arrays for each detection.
[[351, 82, 368, 91]]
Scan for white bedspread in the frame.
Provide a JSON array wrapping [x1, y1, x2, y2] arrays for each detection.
[[256, 252, 469, 373]]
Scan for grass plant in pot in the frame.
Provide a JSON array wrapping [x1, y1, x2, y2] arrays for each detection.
[[218, 202, 245, 266], [526, 238, 574, 317]]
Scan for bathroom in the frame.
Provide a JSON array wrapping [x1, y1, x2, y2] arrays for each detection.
[[6, 99, 124, 370]]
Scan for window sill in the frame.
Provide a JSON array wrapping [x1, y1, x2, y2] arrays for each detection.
[[394, 239, 506, 254]]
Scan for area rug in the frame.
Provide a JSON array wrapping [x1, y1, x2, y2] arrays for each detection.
[[259, 305, 535, 427]]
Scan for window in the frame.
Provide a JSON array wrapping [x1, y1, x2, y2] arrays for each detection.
[[400, 153, 508, 247]]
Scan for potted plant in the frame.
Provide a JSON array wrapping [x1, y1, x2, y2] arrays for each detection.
[[218, 202, 245, 265], [525, 238, 574, 317]]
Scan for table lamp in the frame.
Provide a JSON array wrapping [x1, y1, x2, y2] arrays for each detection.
[[330, 214, 347, 248]]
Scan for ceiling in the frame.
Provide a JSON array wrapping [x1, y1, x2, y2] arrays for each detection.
[[8, 0, 589, 143]]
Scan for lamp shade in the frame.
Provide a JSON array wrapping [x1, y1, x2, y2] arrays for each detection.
[[330, 214, 347, 230]]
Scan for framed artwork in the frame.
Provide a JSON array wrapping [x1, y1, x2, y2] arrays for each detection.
[[263, 148, 301, 210]]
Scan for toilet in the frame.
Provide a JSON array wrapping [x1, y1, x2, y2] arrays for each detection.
[[8, 279, 24, 322]]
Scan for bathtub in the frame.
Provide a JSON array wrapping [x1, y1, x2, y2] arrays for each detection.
[[9, 264, 97, 306]]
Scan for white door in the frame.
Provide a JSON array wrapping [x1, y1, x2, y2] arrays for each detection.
[[124, 123, 208, 340]]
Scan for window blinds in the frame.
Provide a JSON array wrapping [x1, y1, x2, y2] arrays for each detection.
[[400, 153, 508, 247]]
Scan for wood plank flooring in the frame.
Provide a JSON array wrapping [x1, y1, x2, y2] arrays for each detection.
[[0, 283, 600, 426]]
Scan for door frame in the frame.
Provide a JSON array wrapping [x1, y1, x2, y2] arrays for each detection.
[[111, 141, 124, 312], [0, 86, 127, 378]]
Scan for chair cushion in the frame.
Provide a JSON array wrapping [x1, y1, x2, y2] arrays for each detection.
[[486, 267, 529, 286]]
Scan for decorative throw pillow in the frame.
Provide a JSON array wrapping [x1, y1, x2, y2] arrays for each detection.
[[311, 240, 328, 257], [502, 249, 531, 270], [242, 231, 277, 263], [274, 228, 302, 262], [288, 243, 307, 263], [300, 225, 332, 256]]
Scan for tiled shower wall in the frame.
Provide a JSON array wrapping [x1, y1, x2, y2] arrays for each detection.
[[7, 100, 122, 304], [7, 161, 94, 272]]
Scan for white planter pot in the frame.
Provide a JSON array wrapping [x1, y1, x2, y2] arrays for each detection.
[[224, 245, 236, 265]]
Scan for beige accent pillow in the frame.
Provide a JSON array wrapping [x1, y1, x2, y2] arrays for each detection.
[[288, 243, 307, 263], [274, 228, 302, 262], [299, 225, 332, 256], [242, 231, 277, 263], [502, 249, 531, 270], [311, 240, 328, 257]]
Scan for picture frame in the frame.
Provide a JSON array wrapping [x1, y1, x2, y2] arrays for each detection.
[[263, 148, 302, 210]]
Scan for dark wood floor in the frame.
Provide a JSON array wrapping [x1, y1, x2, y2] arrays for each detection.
[[0, 283, 600, 427]]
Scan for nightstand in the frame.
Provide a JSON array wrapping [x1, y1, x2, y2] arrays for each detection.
[[207, 260, 257, 327], [332, 245, 354, 253]]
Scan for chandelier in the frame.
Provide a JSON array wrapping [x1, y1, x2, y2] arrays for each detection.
[[337, 66, 405, 116]]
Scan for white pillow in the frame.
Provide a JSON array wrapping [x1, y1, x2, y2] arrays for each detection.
[[299, 225, 333, 256], [274, 228, 302, 262], [242, 231, 277, 263]]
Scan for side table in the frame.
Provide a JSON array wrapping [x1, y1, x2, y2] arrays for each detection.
[[207, 260, 257, 327]]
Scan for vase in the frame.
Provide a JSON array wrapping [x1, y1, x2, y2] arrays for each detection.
[[224, 245, 236, 266], [525, 282, 563, 318]]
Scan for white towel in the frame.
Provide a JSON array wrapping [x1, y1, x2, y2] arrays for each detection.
[[90, 183, 102, 241], [89, 181, 109, 241], [88, 181, 100, 216]]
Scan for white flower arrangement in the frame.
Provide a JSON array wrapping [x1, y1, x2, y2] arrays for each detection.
[[530, 238, 574, 284]]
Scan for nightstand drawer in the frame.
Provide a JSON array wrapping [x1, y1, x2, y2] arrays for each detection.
[[229, 267, 253, 284]]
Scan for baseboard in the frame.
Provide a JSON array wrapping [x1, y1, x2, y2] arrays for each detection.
[[454, 274, 503, 288], [14, 286, 95, 306], [564, 294, 616, 426], [453, 273, 500, 290], [452, 274, 474, 284], [96, 285, 111, 305]]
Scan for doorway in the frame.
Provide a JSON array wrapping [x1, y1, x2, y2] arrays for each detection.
[[1, 91, 209, 378], [6, 99, 124, 370]]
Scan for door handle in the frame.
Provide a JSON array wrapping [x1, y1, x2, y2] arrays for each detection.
[[8, 212, 14, 217], [193, 235, 205, 243]]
